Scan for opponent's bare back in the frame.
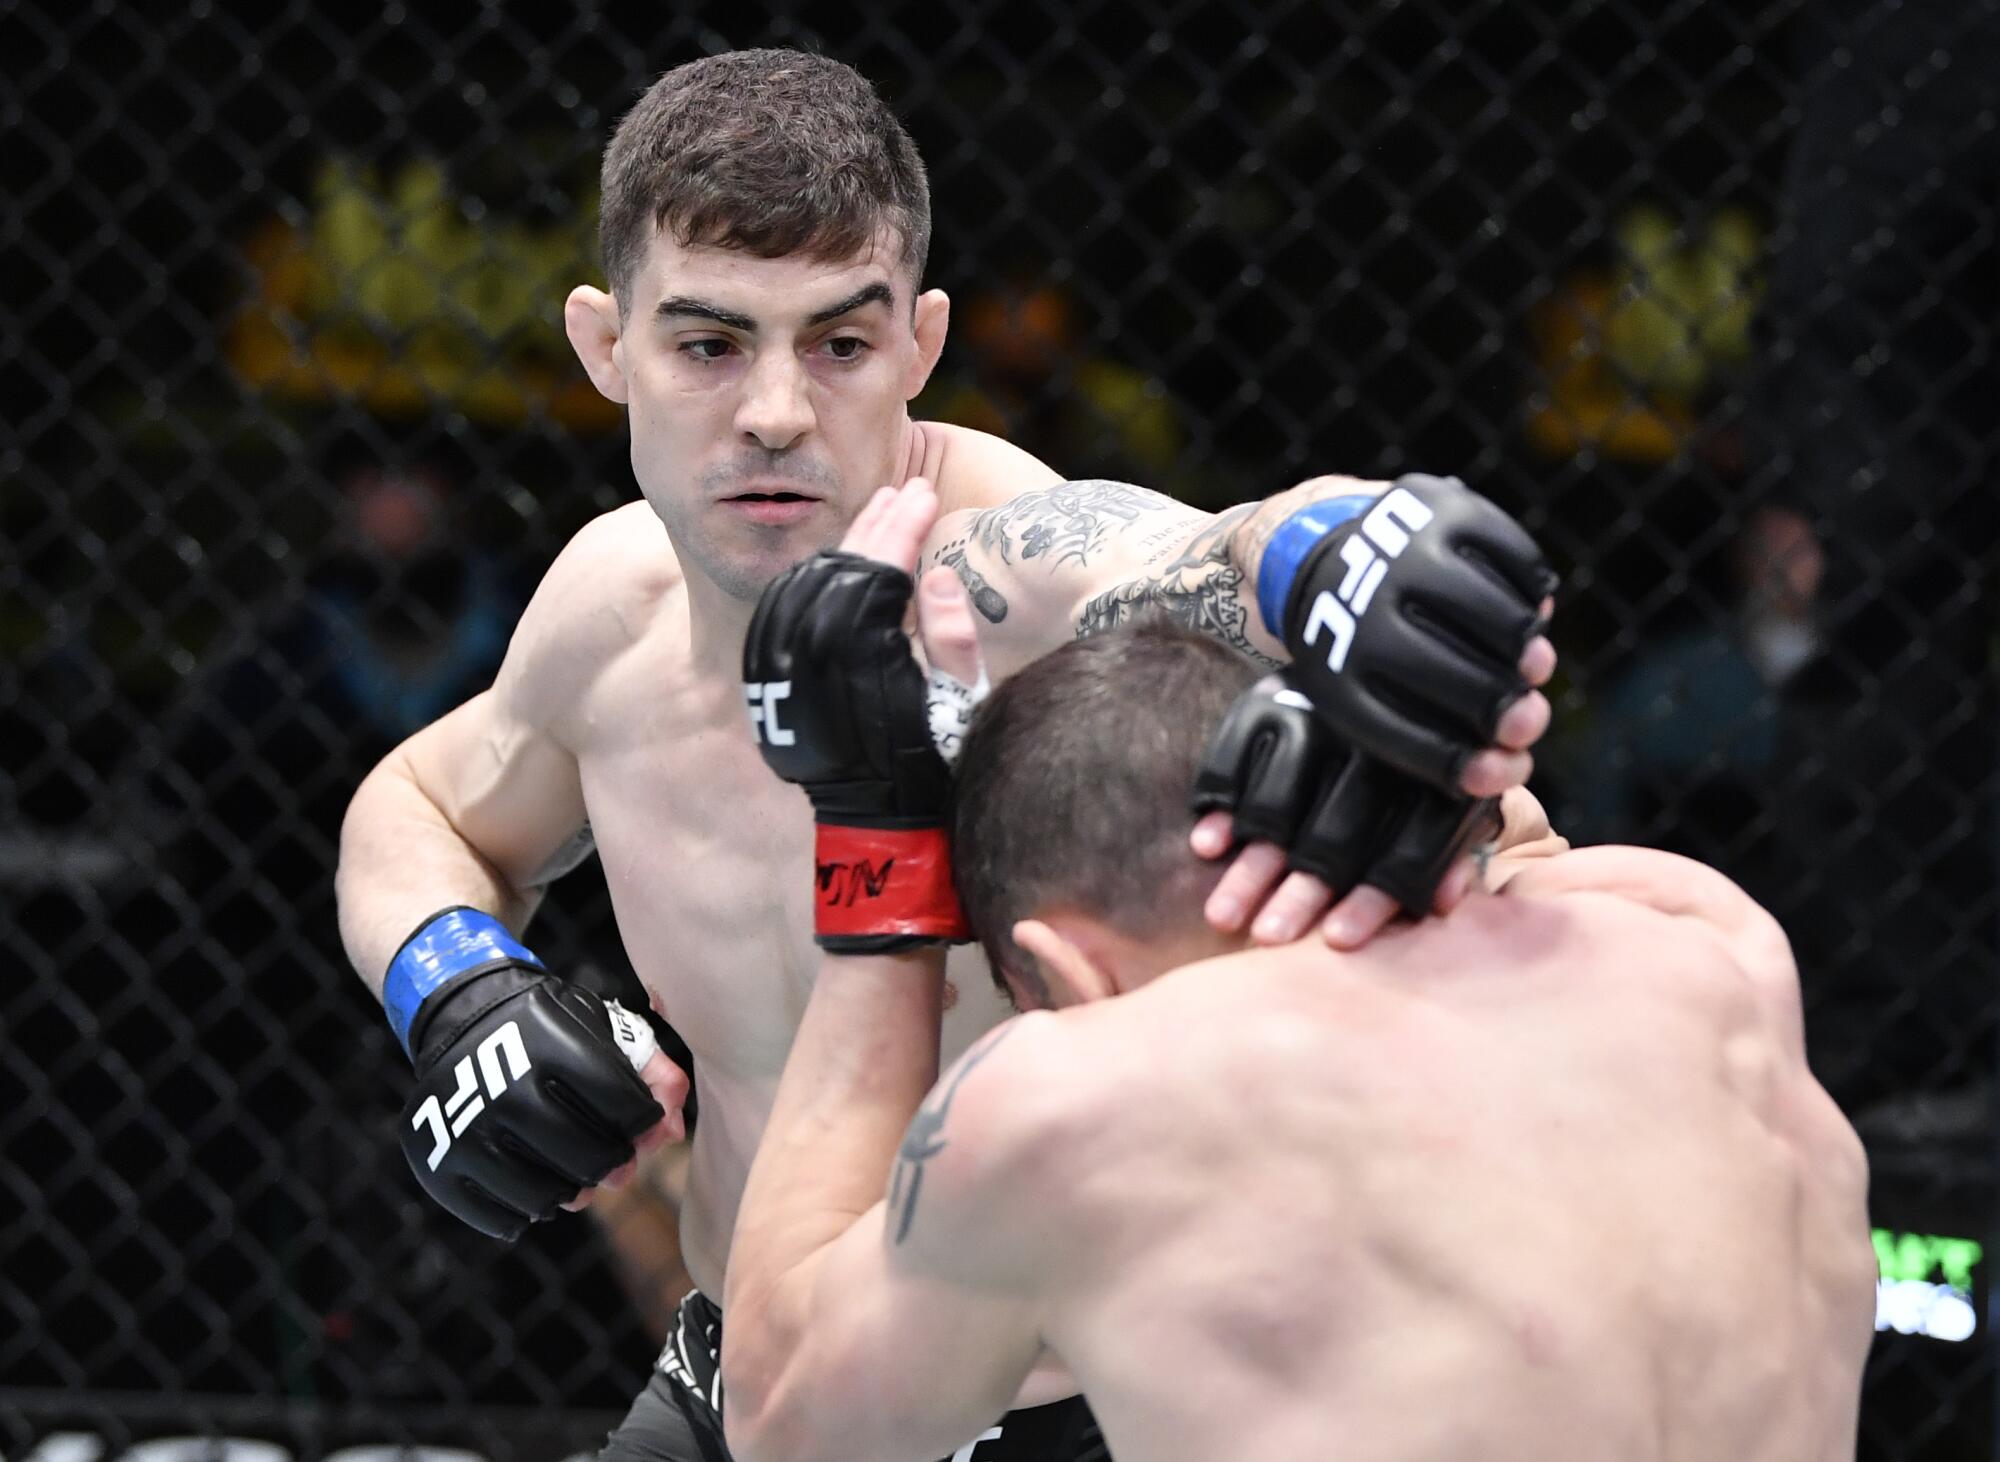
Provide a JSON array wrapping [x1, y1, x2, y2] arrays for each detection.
[[972, 847, 1876, 1462]]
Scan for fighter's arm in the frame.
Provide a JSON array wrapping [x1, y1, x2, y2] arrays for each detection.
[[921, 478, 1273, 673], [722, 957, 1054, 1462], [335, 508, 685, 1240], [333, 511, 656, 986], [923, 475, 1554, 785]]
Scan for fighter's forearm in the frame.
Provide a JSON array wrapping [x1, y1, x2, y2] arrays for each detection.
[[723, 947, 946, 1384], [335, 748, 541, 996], [1071, 474, 1388, 668], [1213, 473, 1393, 658]]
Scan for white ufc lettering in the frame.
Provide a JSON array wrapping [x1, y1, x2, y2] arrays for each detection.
[[411, 1020, 534, 1171], [744, 680, 795, 746], [951, 1425, 1005, 1462], [1301, 485, 1435, 675]]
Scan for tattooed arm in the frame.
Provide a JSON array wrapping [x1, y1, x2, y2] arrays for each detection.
[[721, 946, 1058, 1462], [921, 475, 1393, 676]]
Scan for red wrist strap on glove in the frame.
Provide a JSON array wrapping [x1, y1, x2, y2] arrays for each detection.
[[813, 824, 970, 941]]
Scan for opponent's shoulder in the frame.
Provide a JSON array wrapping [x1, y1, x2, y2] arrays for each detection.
[[1499, 844, 1783, 947], [1501, 845, 1801, 1036], [887, 1011, 1092, 1279], [498, 503, 682, 730], [913, 419, 1063, 515]]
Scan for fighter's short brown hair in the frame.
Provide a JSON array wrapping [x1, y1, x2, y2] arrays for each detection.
[[598, 49, 932, 313], [951, 624, 1260, 1004]]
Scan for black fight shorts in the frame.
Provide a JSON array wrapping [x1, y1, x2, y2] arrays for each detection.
[[597, 1289, 1107, 1462]]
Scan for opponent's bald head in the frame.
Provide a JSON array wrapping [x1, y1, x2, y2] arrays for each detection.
[[951, 623, 1260, 1007]]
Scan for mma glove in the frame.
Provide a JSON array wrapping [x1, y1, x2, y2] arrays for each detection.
[[384, 907, 665, 1241], [743, 550, 969, 953], [1193, 673, 1502, 914], [1257, 473, 1558, 791]]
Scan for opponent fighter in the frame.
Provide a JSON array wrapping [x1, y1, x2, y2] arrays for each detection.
[[335, 49, 1556, 1460], [721, 503, 1878, 1462]]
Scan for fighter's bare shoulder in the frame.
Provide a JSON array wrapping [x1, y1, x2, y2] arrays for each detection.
[[886, 1010, 1093, 1284], [1497, 844, 1803, 1045], [1497, 845, 1785, 954], [498, 501, 683, 744], [913, 419, 1063, 515]]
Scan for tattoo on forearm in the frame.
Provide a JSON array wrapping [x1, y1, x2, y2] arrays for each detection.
[[932, 537, 1011, 624], [973, 480, 1163, 568], [926, 481, 1190, 626], [1075, 502, 1283, 667], [887, 1023, 1018, 1244]]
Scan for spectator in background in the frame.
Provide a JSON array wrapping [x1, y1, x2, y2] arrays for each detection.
[[1750, 0, 1996, 1126], [1571, 506, 1824, 863]]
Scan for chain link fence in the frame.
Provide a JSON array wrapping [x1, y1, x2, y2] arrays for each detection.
[[5, 1, 1994, 1457]]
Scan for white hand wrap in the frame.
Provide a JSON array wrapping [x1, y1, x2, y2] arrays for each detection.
[[927, 666, 991, 767], [604, 998, 660, 1074]]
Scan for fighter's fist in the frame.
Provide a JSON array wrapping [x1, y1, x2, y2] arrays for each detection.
[[386, 908, 683, 1240], [1193, 673, 1501, 915], [743, 547, 968, 951], [1259, 474, 1557, 792]]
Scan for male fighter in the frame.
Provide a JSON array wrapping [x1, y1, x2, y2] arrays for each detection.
[[335, 49, 1556, 1460], [721, 499, 1878, 1462]]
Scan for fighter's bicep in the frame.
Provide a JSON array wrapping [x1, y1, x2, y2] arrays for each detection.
[[398, 686, 590, 894], [923, 481, 1209, 660]]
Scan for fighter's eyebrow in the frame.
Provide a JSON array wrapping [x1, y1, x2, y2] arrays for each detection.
[[655, 296, 758, 332], [805, 282, 894, 327]]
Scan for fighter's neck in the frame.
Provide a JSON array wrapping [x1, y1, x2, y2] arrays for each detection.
[[682, 573, 759, 679]]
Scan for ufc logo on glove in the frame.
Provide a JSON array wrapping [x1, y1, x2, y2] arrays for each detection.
[[1300, 486, 1434, 674], [409, 1020, 532, 1171], [744, 680, 795, 746]]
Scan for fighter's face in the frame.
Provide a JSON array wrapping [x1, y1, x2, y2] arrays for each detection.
[[610, 232, 942, 601]]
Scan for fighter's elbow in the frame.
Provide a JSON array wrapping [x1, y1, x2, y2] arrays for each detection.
[[718, 1306, 800, 1462], [719, 1360, 819, 1462]]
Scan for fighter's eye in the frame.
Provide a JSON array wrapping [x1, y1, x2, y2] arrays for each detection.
[[822, 336, 868, 361], [681, 338, 733, 361]]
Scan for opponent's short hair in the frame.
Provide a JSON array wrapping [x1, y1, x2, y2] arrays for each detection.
[[599, 49, 931, 313], [952, 624, 1260, 1003]]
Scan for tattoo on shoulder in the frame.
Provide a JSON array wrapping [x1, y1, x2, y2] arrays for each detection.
[[1075, 502, 1283, 667], [887, 1023, 1018, 1245]]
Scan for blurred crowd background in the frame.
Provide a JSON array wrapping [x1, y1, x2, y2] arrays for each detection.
[[4, 1, 1994, 1458]]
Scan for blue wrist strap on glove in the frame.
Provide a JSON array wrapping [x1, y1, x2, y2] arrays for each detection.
[[1255, 494, 1377, 641], [384, 907, 544, 1055]]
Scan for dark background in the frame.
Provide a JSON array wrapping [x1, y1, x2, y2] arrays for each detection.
[[4, 1, 1994, 1457]]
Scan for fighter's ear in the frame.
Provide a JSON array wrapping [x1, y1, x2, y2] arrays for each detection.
[[907, 288, 950, 399], [566, 285, 629, 405], [1011, 917, 1116, 1008]]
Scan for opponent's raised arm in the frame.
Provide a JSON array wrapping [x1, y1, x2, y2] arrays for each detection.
[[723, 482, 1047, 1462], [925, 474, 1557, 798], [334, 511, 686, 1240]]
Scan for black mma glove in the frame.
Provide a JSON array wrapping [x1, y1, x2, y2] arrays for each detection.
[[384, 907, 666, 1241], [1255, 473, 1558, 791], [743, 550, 969, 952], [1192, 674, 1502, 913]]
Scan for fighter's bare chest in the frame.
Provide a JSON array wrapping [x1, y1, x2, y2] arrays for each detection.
[[573, 685, 823, 1068]]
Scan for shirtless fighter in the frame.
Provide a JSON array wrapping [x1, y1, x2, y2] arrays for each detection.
[[721, 514, 1878, 1462], [335, 49, 1558, 1461]]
